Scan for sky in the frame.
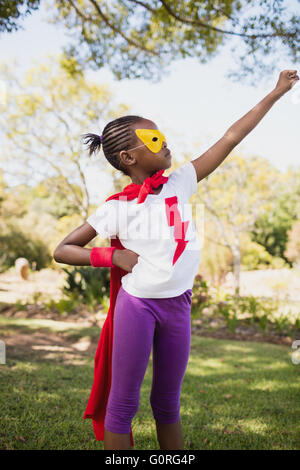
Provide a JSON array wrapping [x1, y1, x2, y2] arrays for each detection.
[[0, 1, 299, 204]]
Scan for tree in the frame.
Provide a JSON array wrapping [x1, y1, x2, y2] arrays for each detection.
[[0, 173, 54, 270], [1, 1, 299, 83], [194, 153, 282, 295], [0, 168, 8, 210], [49, 0, 300, 83], [0, 54, 131, 221], [251, 166, 300, 262], [285, 220, 300, 269], [0, 0, 40, 33]]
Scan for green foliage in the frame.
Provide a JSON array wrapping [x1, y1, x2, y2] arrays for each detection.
[[294, 318, 300, 332], [195, 157, 300, 291], [192, 275, 299, 336], [190, 274, 211, 316], [215, 295, 280, 334], [61, 266, 110, 311], [1, 1, 299, 82], [44, 297, 79, 315], [196, 155, 287, 291], [252, 213, 294, 265], [14, 298, 26, 310], [251, 171, 300, 263], [98, 294, 110, 313], [0, 0, 40, 33], [216, 298, 239, 333], [0, 56, 129, 226], [49, 1, 299, 83], [0, 226, 52, 272], [273, 314, 292, 337], [32, 178, 82, 219], [240, 234, 289, 270]]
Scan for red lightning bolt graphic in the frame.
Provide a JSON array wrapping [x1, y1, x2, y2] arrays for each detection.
[[165, 196, 189, 265]]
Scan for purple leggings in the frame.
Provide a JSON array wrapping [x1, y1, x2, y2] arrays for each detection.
[[104, 285, 192, 434]]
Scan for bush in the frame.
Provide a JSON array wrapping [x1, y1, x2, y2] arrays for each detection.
[[191, 274, 211, 317], [215, 295, 278, 333], [191, 275, 299, 335], [61, 266, 110, 311], [240, 233, 289, 270], [0, 227, 52, 272]]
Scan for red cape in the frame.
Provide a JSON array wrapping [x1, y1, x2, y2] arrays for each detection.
[[83, 236, 134, 446], [83, 169, 168, 447]]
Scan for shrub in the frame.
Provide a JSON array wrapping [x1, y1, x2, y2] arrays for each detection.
[[191, 275, 284, 334], [191, 274, 211, 317], [61, 266, 110, 311], [0, 227, 52, 272]]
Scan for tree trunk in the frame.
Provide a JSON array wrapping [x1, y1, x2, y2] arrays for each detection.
[[232, 241, 241, 296]]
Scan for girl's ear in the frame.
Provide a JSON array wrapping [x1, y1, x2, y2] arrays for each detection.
[[119, 150, 136, 170], [119, 150, 136, 177]]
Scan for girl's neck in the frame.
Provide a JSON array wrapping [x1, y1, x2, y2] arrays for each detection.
[[130, 168, 160, 185]]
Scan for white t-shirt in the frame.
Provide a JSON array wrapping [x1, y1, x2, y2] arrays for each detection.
[[87, 161, 201, 298]]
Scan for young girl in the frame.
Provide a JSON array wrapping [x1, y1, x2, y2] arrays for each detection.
[[54, 70, 298, 450]]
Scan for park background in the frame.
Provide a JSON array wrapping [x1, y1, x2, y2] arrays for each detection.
[[0, 0, 300, 450]]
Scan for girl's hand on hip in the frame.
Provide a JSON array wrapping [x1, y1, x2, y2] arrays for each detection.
[[112, 248, 139, 272], [274, 69, 299, 94]]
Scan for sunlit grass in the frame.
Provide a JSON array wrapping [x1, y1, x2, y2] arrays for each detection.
[[0, 316, 89, 332], [0, 316, 300, 449]]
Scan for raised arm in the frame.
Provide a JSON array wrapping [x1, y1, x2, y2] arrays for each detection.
[[191, 69, 299, 183]]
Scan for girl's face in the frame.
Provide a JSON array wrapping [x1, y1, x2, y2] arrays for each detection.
[[119, 119, 172, 177]]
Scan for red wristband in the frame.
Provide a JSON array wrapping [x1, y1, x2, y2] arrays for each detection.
[[90, 247, 117, 268]]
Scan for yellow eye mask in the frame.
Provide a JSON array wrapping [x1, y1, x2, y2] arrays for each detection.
[[127, 129, 167, 153]]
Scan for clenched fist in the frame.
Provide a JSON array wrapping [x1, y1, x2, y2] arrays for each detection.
[[112, 248, 139, 273], [274, 69, 299, 94]]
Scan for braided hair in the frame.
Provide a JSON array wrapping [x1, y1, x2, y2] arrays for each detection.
[[81, 115, 144, 177]]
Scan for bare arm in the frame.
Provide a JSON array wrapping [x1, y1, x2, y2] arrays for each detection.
[[191, 69, 299, 183], [53, 222, 96, 266], [53, 222, 139, 272]]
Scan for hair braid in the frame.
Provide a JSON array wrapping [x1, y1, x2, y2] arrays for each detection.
[[81, 115, 144, 176]]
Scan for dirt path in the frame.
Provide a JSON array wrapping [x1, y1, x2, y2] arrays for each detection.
[[1, 267, 299, 360], [1, 267, 300, 305], [1, 316, 102, 366], [0, 268, 66, 304]]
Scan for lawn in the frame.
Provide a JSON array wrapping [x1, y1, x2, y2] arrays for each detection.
[[0, 315, 299, 450]]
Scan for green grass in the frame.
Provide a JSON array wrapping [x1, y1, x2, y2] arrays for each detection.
[[0, 315, 300, 450]]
